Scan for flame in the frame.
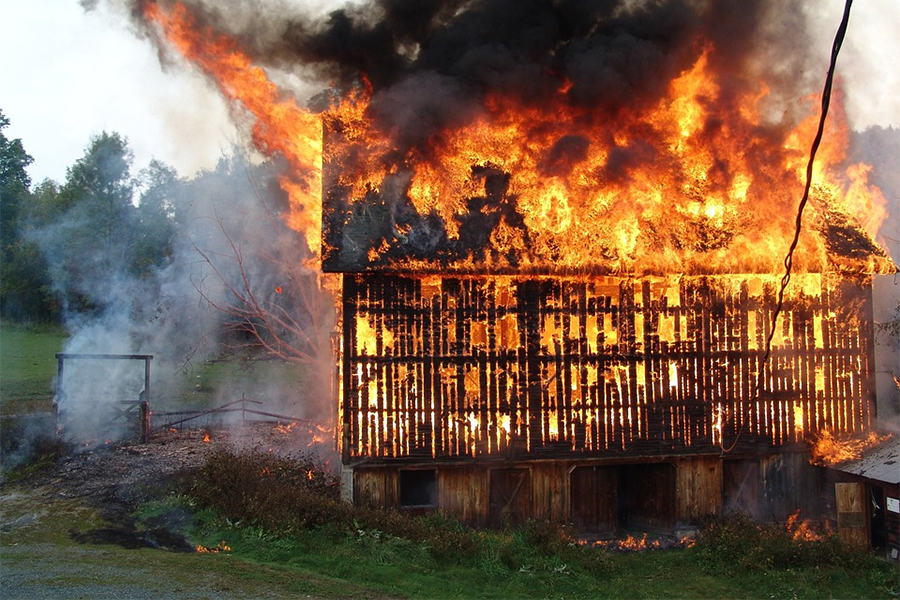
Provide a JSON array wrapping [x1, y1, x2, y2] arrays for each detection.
[[324, 44, 891, 274], [196, 540, 231, 554], [810, 430, 892, 466], [202, 432, 210, 443], [274, 422, 296, 434], [144, 2, 323, 259], [143, 3, 891, 463], [144, 2, 891, 277], [793, 402, 805, 439], [589, 533, 695, 552], [784, 510, 830, 542]]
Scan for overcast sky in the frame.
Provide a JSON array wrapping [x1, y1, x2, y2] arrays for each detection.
[[1, 0, 898, 185]]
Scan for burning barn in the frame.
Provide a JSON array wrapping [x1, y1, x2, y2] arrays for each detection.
[[327, 194, 894, 535], [140, 0, 898, 542], [312, 16, 897, 536]]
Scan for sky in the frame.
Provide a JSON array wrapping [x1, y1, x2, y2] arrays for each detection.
[[0, 0, 898, 186]]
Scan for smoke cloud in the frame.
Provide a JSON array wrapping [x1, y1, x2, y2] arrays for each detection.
[[31, 150, 333, 444], [113, 0, 843, 159], [55, 0, 894, 442]]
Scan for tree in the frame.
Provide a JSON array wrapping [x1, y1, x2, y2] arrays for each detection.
[[0, 110, 57, 322], [40, 132, 138, 314], [133, 159, 177, 273], [178, 154, 335, 398]]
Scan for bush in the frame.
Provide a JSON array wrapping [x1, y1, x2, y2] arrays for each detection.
[[182, 448, 612, 574], [692, 512, 882, 575], [185, 447, 349, 533]]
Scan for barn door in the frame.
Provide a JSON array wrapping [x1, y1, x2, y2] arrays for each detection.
[[490, 468, 531, 527], [570, 466, 617, 537], [835, 482, 868, 549], [620, 463, 676, 532]]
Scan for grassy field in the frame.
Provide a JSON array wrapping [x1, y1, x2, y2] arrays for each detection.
[[0, 324, 311, 417], [3, 481, 895, 600], [0, 488, 365, 598], [153, 356, 314, 417], [0, 324, 66, 415]]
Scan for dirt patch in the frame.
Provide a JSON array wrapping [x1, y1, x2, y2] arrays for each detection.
[[30, 422, 336, 532], [0, 422, 337, 599]]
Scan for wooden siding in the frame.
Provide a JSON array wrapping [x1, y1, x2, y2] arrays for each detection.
[[675, 457, 722, 522], [353, 456, 735, 531], [354, 467, 398, 509], [569, 466, 618, 536], [341, 273, 875, 463], [438, 465, 489, 526]]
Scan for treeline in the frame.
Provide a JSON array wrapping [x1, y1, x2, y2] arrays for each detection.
[[0, 108, 327, 375], [1, 110, 177, 324]]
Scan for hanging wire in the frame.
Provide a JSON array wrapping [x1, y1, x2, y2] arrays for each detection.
[[722, 0, 854, 453]]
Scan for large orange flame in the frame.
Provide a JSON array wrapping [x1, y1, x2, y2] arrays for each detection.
[[144, 2, 323, 257], [145, 1, 892, 277], [810, 430, 892, 466]]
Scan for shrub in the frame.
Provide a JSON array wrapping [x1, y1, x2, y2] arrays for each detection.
[[181, 447, 613, 573], [692, 512, 883, 575], [185, 447, 349, 533]]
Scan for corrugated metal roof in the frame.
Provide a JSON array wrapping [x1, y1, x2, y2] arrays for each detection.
[[832, 436, 900, 484]]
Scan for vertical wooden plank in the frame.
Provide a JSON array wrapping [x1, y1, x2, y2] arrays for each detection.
[[341, 276, 356, 461], [836, 482, 869, 549], [517, 279, 542, 452], [675, 457, 722, 523]]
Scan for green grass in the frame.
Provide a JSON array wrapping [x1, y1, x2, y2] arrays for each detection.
[[0, 323, 66, 415], [0, 323, 310, 418], [6, 483, 895, 600], [157, 448, 899, 600], [0, 489, 374, 598], [153, 512, 898, 600], [155, 357, 313, 416]]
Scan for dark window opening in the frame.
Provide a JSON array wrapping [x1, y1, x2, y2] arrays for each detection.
[[400, 469, 437, 507]]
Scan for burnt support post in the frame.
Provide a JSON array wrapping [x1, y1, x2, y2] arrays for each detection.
[[342, 274, 358, 462], [140, 401, 150, 443]]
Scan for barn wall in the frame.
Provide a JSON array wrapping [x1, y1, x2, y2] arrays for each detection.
[[341, 273, 876, 463], [675, 456, 722, 523], [351, 455, 743, 532], [887, 486, 900, 560], [439, 465, 489, 526], [353, 467, 398, 509], [531, 462, 569, 523]]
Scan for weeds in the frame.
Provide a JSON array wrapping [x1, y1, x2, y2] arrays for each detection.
[[692, 512, 895, 583]]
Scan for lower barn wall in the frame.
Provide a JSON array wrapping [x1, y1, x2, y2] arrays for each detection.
[[347, 452, 827, 534], [887, 486, 900, 559]]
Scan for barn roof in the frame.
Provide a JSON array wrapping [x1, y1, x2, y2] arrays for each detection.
[[830, 436, 900, 485]]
